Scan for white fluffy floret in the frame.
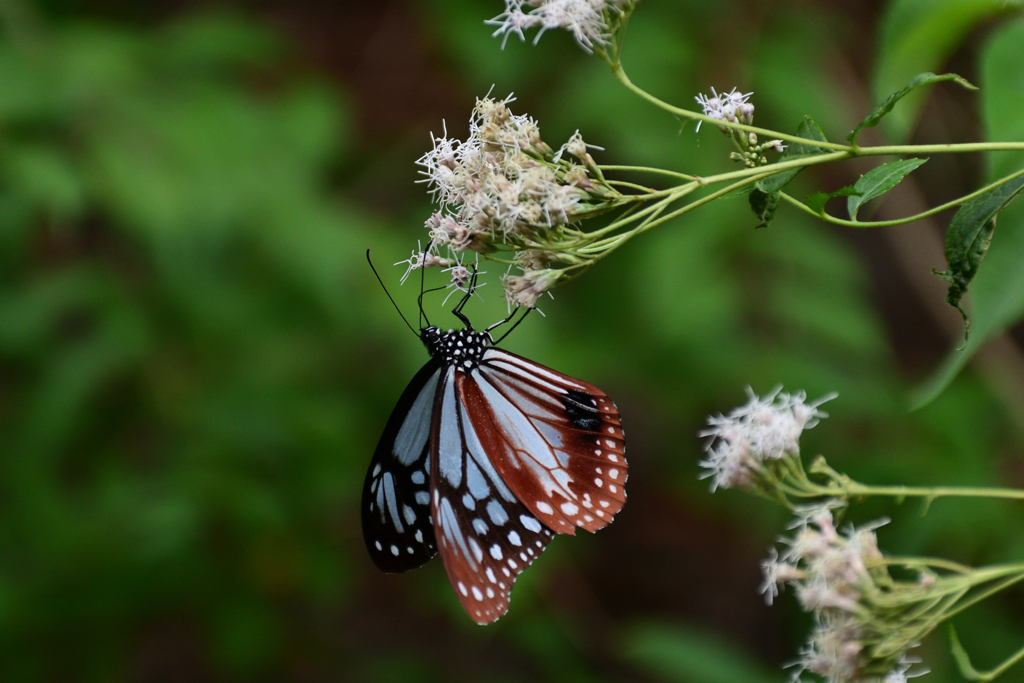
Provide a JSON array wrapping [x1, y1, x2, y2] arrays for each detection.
[[487, 0, 630, 52], [698, 387, 836, 492]]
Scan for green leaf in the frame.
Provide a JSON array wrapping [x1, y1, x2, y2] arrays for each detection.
[[805, 186, 861, 216], [755, 116, 830, 194], [748, 188, 779, 229], [933, 174, 1024, 339], [849, 72, 976, 145], [873, 0, 1006, 142], [847, 158, 928, 220]]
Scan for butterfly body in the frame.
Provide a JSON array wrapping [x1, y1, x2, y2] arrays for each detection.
[[363, 324, 627, 624]]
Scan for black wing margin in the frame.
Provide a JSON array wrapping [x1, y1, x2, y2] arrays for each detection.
[[362, 358, 442, 572]]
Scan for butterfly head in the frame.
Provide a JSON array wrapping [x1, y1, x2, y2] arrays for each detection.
[[421, 326, 491, 368], [420, 326, 442, 352]]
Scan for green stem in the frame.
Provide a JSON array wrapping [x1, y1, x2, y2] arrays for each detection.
[[579, 171, 771, 257], [599, 164, 699, 181], [604, 179, 659, 193], [877, 556, 974, 574], [857, 143, 1024, 155], [845, 482, 1024, 503], [581, 183, 697, 242], [608, 61, 1024, 158], [943, 573, 1024, 621], [981, 641, 1024, 681], [779, 166, 1024, 227], [697, 151, 850, 186]]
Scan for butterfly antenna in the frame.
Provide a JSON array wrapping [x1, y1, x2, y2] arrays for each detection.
[[417, 241, 434, 328], [366, 249, 418, 336], [491, 306, 532, 345]]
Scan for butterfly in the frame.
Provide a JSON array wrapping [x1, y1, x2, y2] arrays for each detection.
[[361, 255, 627, 624]]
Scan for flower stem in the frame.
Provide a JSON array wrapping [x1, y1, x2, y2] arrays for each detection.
[[877, 556, 974, 574], [844, 483, 1024, 503], [608, 62, 853, 152], [943, 573, 1024, 621], [599, 164, 699, 181]]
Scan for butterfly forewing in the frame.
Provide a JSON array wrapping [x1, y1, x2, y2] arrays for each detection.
[[431, 366, 555, 624], [463, 348, 628, 536], [362, 358, 441, 572]]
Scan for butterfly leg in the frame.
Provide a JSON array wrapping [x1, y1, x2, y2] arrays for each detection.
[[451, 264, 481, 328]]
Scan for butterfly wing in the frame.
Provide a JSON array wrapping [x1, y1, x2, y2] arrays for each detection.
[[362, 358, 442, 573], [462, 348, 628, 536], [431, 366, 554, 624]]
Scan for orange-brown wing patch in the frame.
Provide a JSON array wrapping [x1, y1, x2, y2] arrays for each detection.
[[461, 349, 627, 536], [431, 367, 555, 624]]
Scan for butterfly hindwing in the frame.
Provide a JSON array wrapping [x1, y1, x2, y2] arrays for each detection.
[[362, 358, 441, 572], [463, 348, 628, 536], [431, 367, 555, 624]]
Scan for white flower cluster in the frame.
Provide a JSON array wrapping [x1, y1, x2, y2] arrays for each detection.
[[762, 506, 927, 683], [795, 619, 925, 683], [699, 387, 835, 493], [695, 87, 755, 132], [413, 95, 613, 308], [487, 0, 631, 52]]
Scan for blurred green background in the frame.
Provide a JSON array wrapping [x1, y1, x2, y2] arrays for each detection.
[[1, 0, 1024, 680]]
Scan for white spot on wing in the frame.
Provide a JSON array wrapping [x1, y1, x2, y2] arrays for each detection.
[[465, 457, 491, 500], [382, 473, 403, 533], [469, 538, 484, 562], [521, 515, 542, 533], [486, 500, 508, 525]]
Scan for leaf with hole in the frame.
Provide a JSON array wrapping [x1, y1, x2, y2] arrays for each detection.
[[933, 174, 1024, 340], [749, 188, 779, 229]]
